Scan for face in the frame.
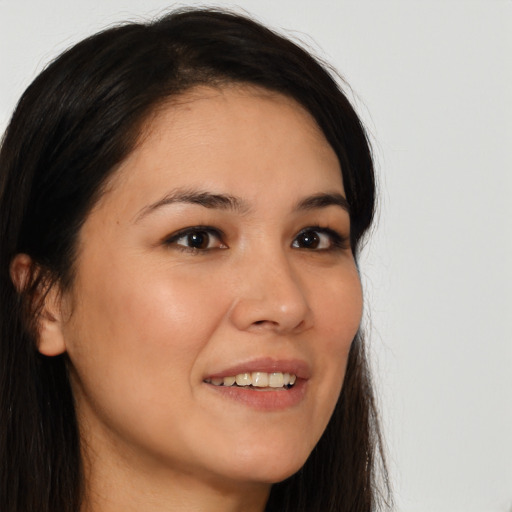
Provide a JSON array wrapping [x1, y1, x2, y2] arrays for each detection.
[[57, 86, 363, 492]]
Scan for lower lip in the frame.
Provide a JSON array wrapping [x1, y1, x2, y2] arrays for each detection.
[[205, 379, 307, 411]]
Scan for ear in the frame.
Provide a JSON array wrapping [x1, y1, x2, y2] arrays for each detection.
[[10, 254, 67, 357]]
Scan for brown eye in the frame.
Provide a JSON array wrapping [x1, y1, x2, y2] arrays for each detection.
[[292, 227, 348, 251], [167, 227, 227, 252], [295, 230, 321, 249], [183, 231, 210, 249]]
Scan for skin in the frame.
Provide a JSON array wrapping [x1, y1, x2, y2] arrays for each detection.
[[33, 86, 363, 511]]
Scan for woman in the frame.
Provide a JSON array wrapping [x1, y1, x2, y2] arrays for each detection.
[[0, 8, 390, 512]]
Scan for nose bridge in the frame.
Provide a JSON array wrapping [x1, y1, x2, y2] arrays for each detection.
[[229, 241, 311, 333]]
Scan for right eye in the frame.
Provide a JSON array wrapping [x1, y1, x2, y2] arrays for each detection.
[[164, 227, 227, 252]]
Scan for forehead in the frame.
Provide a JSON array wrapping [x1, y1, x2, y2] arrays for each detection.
[[95, 85, 344, 214]]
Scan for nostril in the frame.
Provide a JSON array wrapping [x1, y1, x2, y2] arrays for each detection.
[[253, 320, 275, 326]]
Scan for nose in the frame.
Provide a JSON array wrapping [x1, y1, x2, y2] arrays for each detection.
[[228, 251, 312, 335]]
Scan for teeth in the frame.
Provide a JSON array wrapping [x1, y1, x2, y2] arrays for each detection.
[[269, 372, 284, 388], [207, 371, 297, 389], [252, 372, 269, 387], [235, 373, 251, 386], [223, 376, 236, 387]]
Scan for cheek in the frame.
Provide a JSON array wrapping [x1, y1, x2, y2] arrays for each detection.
[[309, 266, 363, 409], [316, 265, 363, 347], [63, 262, 230, 418], [72, 260, 227, 347], [63, 264, 240, 473]]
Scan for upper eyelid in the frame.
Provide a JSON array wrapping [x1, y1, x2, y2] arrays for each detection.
[[297, 226, 337, 234], [295, 226, 347, 239], [164, 226, 224, 242]]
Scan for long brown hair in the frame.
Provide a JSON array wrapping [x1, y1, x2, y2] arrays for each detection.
[[0, 8, 390, 511]]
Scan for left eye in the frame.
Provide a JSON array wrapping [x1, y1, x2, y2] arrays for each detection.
[[292, 228, 344, 250], [166, 228, 226, 251]]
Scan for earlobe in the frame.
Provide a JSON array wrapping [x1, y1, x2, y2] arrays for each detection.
[[10, 254, 67, 357]]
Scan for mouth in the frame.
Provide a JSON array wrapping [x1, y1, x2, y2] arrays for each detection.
[[204, 371, 297, 390], [203, 359, 309, 410]]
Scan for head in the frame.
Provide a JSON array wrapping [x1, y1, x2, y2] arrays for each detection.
[[0, 8, 387, 512]]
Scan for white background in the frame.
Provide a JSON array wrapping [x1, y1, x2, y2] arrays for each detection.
[[1, 1, 511, 511]]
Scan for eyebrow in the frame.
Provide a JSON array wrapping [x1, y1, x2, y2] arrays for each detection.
[[294, 192, 350, 214], [134, 188, 249, 222], [134, 188, 349, 223]]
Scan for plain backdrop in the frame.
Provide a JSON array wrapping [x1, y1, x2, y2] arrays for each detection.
[[1, 1, 511, 511]]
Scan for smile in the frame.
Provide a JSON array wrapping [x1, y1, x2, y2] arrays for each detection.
[[204, 371, 297, 389]]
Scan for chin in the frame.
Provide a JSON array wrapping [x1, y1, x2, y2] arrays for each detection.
[[258, 462, 306, 485], [218, 442, 312, 485]]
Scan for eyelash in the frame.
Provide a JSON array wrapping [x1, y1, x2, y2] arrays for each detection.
[[163, 225, 350, 254], [293, 226, 350, 251], [163, 226, 226, 254]]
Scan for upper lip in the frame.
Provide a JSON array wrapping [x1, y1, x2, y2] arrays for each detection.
[[205, 357, 311, 380]]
